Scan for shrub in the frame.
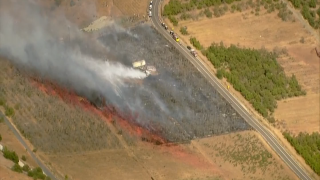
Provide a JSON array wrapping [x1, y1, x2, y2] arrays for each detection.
[[0, 96, 6, 106], [309, 0, 316, 8], [180, 27, 189, 35], [190, 37, 203, 50], [70, 0, 75, 7], [22, 164, 30, 172], [216, 69, 224, 79], [180, 13, 191, 20], [3, 147, 19, 163], [267, 116, 275, 123], [277, 9, 290, 21], [11, 163, 23, 173], [21, 155, 26, 161], [168, 15, 178, 26], [28, 167, 46, 180], [204, 8, 213, 18], [213, 6, 221, 17], [5, 105, 15, 117], [0, 134, 2, 141]]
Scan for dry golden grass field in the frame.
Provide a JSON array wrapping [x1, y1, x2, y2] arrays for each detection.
[[191, 131, 298, 180], [163, 0, 320, 135]]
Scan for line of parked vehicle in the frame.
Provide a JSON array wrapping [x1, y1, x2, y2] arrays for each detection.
[[159, 22, 198, 57], [149, 1, 153, 17], [150, 1, 197, 57]]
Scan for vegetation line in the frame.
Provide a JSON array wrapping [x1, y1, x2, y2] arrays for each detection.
[[283, 131, 320, 176], [163, 0, 319, 29]]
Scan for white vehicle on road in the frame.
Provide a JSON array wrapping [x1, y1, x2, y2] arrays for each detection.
[[149, 4, 152, 10], [149, 11, 152, 17]]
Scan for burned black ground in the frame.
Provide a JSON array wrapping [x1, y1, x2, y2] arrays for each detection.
[[98, 24, 251, 142]]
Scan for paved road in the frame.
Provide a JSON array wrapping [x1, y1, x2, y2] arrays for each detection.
[[150, 1, 312, 180], [0, 112, 57, 180]]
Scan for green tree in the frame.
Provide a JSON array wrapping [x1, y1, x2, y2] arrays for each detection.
[[168, 15, 178, 26], [180, 27, 189, 35], [290, 0, 301, 8], [204, 8, 213, 18], [309, 0, 316, 8], [11, 164, 23, 173], [216, 68, 225, 79], [22, 164, 30, 172], [3, 147, 19, 163], [204, 43, 304, 118], [190, 37, 203, 50], [283, 132, 320, 175], [28, 167, 46, 180], [163, 0, 183, 16], [5, 105, 15, 117], [21, 155, 26, 161]]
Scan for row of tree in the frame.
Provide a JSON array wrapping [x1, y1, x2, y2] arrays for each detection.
[[283, 131, 320, 175], [163, 0, 244, 17], [196, 40, 305, 119], [190, 37, 204, 50], [2, 145, 51, 179], [3, 146, 19, 163], [288, 0, 320, 29], [289, 0, 317, 9], [162, 0, 297, 26], [11, 163, 50, 180]]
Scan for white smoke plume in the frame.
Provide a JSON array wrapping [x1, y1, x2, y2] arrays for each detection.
[[0, 0, 251, 142], [0, 0, 149, 113]]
